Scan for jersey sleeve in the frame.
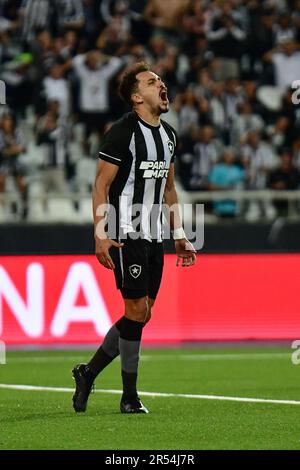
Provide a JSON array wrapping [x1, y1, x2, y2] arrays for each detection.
[[170, 127, 178, 164], [98, 120, 131, 167]]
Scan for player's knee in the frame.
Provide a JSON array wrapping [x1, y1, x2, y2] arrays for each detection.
[[125, 297, 148, 323]]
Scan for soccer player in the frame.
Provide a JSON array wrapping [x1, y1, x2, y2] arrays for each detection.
[[72, 62, 196, 414]]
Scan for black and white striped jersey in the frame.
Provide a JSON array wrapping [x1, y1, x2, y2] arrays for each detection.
[[21, 0, 52, 41], [98, 111, 177, 242]]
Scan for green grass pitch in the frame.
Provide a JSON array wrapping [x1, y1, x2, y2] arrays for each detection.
[[0, 347, 299, 450]]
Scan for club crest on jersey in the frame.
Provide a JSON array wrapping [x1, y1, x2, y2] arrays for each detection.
[[139, 161, 170, 179], [168, 140, 175, 157], [129, 264, 142, 278]]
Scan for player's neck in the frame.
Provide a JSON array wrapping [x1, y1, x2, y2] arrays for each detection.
[[135, 108, 160, 127]]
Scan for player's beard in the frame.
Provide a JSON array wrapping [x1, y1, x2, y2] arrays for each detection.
[[158, 102, 169, 114], [160, 105, 169, 114]]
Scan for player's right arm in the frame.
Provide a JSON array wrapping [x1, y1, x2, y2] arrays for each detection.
[[93, 160, 123, 270]]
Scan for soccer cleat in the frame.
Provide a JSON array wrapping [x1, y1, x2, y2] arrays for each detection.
[[120, 396, 149, 414], [72, 363, 94, 413]]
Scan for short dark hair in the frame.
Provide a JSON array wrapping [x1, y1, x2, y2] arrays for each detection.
[[119, 62, 151, 107]]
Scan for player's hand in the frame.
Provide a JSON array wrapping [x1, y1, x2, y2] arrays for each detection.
[[175, 239, 197, 268], [95, 238, 124, 270]]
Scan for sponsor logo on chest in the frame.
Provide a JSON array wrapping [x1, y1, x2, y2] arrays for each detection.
[[139, 160, 170, 179]]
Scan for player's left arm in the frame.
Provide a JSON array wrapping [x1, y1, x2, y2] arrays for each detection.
[[164, 163, 197, 267]]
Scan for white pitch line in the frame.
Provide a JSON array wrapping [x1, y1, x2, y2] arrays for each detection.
[[7, 356, 89, 364], [6, 352, 290, 364], [157, 352, 290, 361], [0, 383, 299, 407]]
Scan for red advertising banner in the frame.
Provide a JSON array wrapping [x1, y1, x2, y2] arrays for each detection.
[[0, 254, 299, 345]]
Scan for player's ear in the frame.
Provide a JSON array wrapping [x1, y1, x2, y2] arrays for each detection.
[[132, 92, 143, 105]]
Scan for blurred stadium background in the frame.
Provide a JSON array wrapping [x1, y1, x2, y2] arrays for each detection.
[[0, 0, 300, 450]]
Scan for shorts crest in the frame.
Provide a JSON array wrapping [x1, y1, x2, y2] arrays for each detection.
[[129, 264, 142, 279]]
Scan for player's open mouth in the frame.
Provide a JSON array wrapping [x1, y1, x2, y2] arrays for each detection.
[[159, 89, 169, 103]]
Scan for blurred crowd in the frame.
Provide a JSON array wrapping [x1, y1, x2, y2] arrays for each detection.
[[1, 0, 300, 221]]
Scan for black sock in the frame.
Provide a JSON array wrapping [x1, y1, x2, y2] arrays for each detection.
[[119, 317, 144, 400], [87, 317, 125, 378], [121, 371, 138, 400], [86, 347, 113, 379]]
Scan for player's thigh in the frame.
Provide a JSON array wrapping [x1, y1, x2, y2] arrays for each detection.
[[144, 245, 164, 325], [110, 237, 149, 300], [148, 242, 164, 302]]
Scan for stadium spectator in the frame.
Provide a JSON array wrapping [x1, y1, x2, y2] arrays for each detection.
[[29, 29, 56, 82], [190, 68, 214, 102], [292, 0, 300, 40], [0, 113, 27, 215], [177, 124, 200, 191], [0, 51, 33, 119], [266, 116, 290, 150], [71, 50, 124, 153], [100, 0, 132, 27], [264, 38, 300, 90], [144, 0, 190, 38], [209, 81, 226, 137], [241, 130, 278, 220], [0, 25, 21, 65], [278, 87, 300, 144], [55, 0, 85, 34], [96, 0, 132, 55], [178, 89, 200, 137], [208, 147, 245, 217], [247, 5, 275, 66], [205, 4, 246, 80], [292, 136, 300, 170], [232, 101, 264, 145], [268, 147, 300, 214], [42, 63, 71, 120], [189, 125, 222, 190], [147, 34, 179, 90], [222, 77, 244, 145], [269, 147, 300, 190], [56, 30, 79, 61], [188, 34, 211, 78], [36, 103, 69, 192], [81, 0, 102, 49], [242, 80, 263, 115], [99, 0, 150, 45], [20, 0, 53, 43], [273, 10, 297, 46], [182, 0, 207, 39], [241, 130, 278, 190]]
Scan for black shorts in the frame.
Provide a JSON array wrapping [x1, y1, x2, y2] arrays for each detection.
[[110, 238, 164, 300]]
